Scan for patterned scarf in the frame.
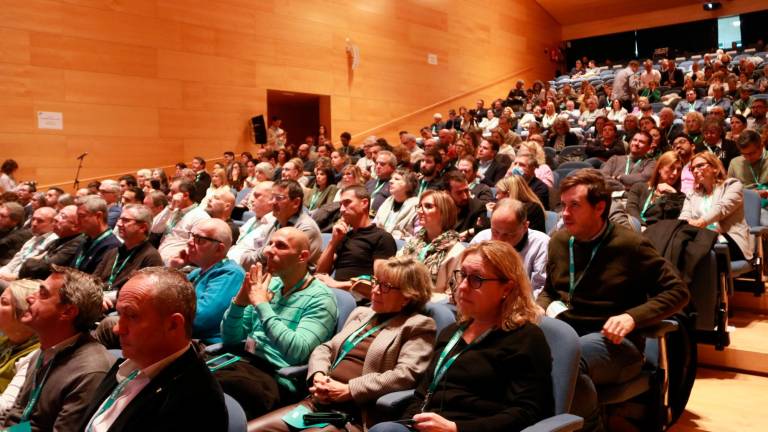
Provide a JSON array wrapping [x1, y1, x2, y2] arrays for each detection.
[[401, 229, 460, 283]]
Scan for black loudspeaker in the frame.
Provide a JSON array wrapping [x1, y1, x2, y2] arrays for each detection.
[[251, 115, 267, 144]]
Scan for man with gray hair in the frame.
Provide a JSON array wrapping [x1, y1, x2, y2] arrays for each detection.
[[227, 181, 275, 266], [18, 205, 86, 280], [172, 218, 245, 343], [0, 202, 32, 266], [93, 204, 163, 299], [153, 178, 210, 265], [72, 195, 120, 274], [401, 133, 424, 165], [0, 265, 115, 430], [0, 206, 58, 284], [79, 267, 227, 431], [98, 179, 122, 229], [366, 150, 397, 212], [471, 198, 550, 296]]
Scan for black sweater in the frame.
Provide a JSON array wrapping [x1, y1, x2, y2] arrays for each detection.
[[404, 322, 554, 432]]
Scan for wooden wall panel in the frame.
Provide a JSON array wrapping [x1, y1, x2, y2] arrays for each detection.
[[0, 0, 561, 190]]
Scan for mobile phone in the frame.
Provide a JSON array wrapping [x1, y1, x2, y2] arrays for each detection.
[[206, 353, 241, 372]]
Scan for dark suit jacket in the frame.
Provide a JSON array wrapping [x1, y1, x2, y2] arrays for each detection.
[[695, 139, 740, 171], [70, 231, 121, 274], [18, 234, 86, 279], [528, 177, 550, 210], [78, 346, 228, 432], [455, 198, 490, 236], [193, 171, 212, 203], [660, 68, 684, 87], [480, 159, 511, 187], [0, 227, 31, 266], [366, 177, 392, 212]]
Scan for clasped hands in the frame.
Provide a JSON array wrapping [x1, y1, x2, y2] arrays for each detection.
[[309, 372, 351, 404], [233, 263, 273, 307]]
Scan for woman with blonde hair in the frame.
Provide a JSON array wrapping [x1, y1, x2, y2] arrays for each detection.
[[198, 167, 230, 209], [398, 191, 464, 300], [492, 176, 546, 233], [517, 141, 554, 188], [680, 151, 753, 260], [626, 151, 685, 227], [249, 256, 437, 432], [371, 241, 553, 432], [0, 279, 41, 413], [333, 165, 365, 202]]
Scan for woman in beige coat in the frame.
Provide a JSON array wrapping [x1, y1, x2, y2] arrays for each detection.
[[680, 151, 753, 260], [248, 256, 437, 431]]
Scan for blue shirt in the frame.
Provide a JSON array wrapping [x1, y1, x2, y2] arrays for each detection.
[[188, 259, 245, 343]]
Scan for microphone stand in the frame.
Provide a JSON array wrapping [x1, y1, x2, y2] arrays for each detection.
[[73, 154, 87, 191]]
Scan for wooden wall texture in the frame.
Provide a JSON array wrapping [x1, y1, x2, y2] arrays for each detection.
[[0, 0, 561, 189]]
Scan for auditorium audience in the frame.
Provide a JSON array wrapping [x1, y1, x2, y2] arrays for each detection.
[[71, 196, 120, 274], [493, 175, 547, 233], [729, 130, 768, 225], [154, 178, 211, 265]]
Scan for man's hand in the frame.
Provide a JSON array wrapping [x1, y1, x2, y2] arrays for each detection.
[[102, 297, 114, 312], [331, 219, 350, 244], [168, 249, 189, 269], [602, 313, 636, 344], [656, 183, 677, 195], [412, 412, 458, 432], [688, 218, 708, 229], [234, 263, 273, 306], [170, 192, 185, 210]]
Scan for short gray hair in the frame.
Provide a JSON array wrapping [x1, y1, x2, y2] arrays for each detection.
[[132, 267, 196, 338], [377, 150, 397, 167], [1, 202, 25, 226], [50, 264, 105, 332], [77, 195, 108, 223], [122, 204, 152, 236], [100, 179, 120, 194], [255, 162, 274, 180]]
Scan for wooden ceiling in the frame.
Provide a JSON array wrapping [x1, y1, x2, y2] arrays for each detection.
[[535, 0, 704, 25]]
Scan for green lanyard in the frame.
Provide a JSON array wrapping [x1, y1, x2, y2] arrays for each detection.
[[418, 180, 428, 197], [421, 324, 492, 411], [625, 157, 642, 175], [85, 369, 140, 432], [700, 194, 718, 231], [166, 204, 196, 234], [417, 243, 432, 262], [640, 188, 654, 223], [330, 316, 393, 370], [107, 248, 138, 288], [277, 274, 313, 301], [372, 180, 386, 197], [74, 230, 112, 268], [568, 223, 614, 305], [20, 352, 58, 422], [308, 190, 321, 210], [747, 151, 766, 186], [20, 236, 46, 261]]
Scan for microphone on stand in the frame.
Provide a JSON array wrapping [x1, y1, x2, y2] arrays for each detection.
[[76, 152, 88, 160]]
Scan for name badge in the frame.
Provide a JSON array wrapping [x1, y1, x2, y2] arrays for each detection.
[[546, 300, 569, 318], [244, 336, 258, 355]]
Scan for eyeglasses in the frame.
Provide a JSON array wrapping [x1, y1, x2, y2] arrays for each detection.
[[117, 217, 140, 225], [691, 162, 710, 171], [371, 277, 397, 293], [190, 233, 222, 245], [270, 194, 289, 202], [452, 270, 507, 290]]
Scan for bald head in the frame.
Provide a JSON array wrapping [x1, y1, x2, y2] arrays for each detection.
[[197, 218, 232, 248], [278, 226, 309, 251], [264, 227, 311, 276], [490, 198, 529, 247], [206, 189, 235, 219], [31, 206, 57, 236]]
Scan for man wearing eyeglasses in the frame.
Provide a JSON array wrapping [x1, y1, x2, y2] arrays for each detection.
[[174, 218, 244, 344], [537, 169, 688, 431], [248, 180, 322, 267], [365, 151, 396, 213], [93, 205, 163, 308]]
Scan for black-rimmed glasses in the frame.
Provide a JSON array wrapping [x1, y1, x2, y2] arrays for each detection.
[[451, 269, 507, 290], [371, 277, 397, 293], [190, 233, 222, 245]]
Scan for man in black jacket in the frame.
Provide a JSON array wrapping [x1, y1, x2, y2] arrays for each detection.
[[191, 156, 211, 203], [0, 202, 31, 266], [79, 267, 228, 432], [446, 171, 490, 240], [477, 139, 510, 187], [19, 205, 85, 280]]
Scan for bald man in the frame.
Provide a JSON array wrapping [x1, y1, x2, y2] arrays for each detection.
[[218, 227, 338, 419], [205, 188, 240, 243], [471, 198, 550, 297], [0, 206, 58, 283]]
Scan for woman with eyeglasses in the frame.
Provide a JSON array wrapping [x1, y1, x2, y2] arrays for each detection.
[[398, 191, 465, 301], [679, 152, 753, 261], [626, 151, 685, 228], [371, 241, 553, 432], [248, 256, 436, 432]]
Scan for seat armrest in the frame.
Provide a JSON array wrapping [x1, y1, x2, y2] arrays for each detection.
[[204, 343, 224, 354], [375, 390, 415, 421], [277, 365, 309, 381], [520, 414, 585, 432], [637, 320, 678, 338], [749, 226, 768, 237]]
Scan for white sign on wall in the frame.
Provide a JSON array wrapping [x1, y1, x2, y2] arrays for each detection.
[[37, 111, 63, 130]]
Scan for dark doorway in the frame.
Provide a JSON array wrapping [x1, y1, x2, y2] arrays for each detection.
[[266, 90, 331, 148]]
